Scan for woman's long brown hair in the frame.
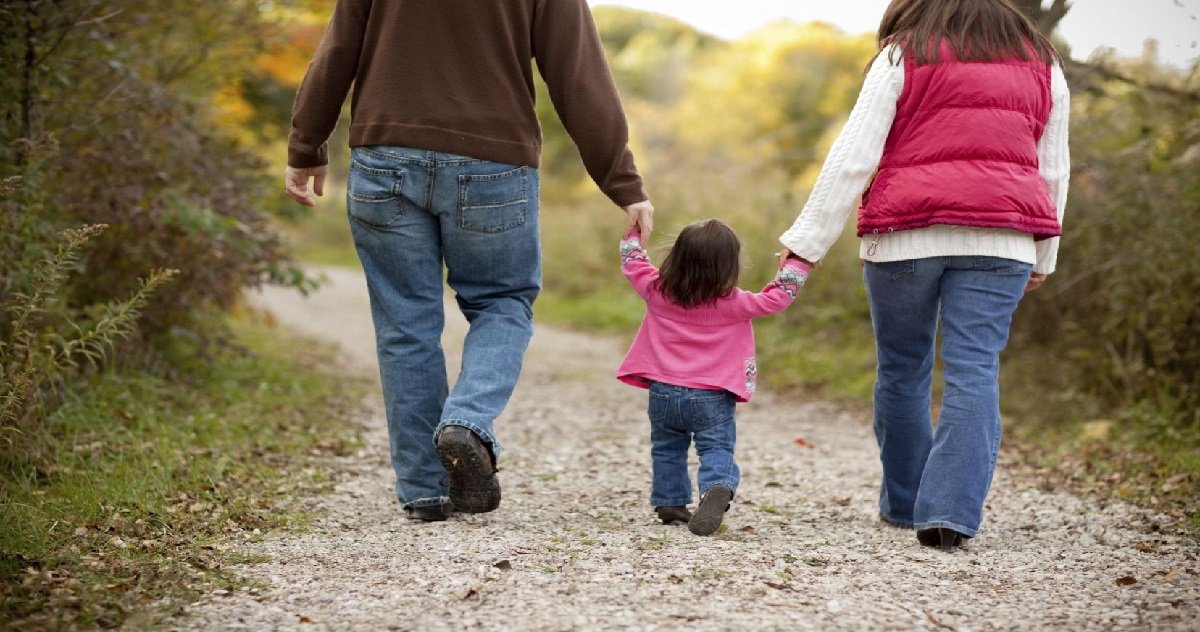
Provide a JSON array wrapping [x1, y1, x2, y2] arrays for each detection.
[[657, 219, 741, 308], [878, 0, 1060, 64]]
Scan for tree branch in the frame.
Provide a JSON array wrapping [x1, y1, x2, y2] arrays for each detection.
[[1064, 57, 1200, 104]]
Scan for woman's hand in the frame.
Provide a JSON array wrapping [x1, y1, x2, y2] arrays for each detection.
[[1025, 272, 1048, 293], [776, 246, 815, 270]]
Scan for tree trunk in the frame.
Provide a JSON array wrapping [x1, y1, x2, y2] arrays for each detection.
[[1011, 0, 1072, 36], [20, 2, 38, 162]]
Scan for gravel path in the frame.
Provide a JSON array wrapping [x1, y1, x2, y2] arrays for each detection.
[[183, 266, 1197, 631]]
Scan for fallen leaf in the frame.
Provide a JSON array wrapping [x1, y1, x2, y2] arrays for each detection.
[[493, 560, 512, 571], [1116, 576, 1137, 586], [793, 438, 815, 448], [764, 581, 794, 591]]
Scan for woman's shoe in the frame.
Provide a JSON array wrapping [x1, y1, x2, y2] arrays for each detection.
[[917, 527, 966, 549], [655, 506, 692, 525]]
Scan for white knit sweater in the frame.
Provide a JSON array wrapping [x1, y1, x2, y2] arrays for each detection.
[[779, 48, 1071, 275]]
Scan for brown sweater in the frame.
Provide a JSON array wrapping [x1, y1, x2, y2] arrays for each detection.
[[288, 0, 647, 207]]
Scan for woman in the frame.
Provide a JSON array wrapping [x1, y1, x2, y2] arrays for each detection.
[[777, 0, 1070, 548]]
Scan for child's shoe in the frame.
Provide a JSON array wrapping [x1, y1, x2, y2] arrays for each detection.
[[655, 506, 692, 525], [688, 486, 732, 536]]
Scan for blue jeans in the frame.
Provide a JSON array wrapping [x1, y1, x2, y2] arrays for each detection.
[[346, 146, 541, 509], [864, 256, 1031, 537], [646, 382, 740, 507]]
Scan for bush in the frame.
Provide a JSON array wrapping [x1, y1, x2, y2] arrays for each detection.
[[1010, 58, 1200, 429], [0, 143, 177, 464]]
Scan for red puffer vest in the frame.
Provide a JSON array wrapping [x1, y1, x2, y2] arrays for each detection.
[[858, 44, 1061, 240]]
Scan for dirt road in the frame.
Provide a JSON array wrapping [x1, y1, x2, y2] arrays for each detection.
[[183, 265, 1197, 631]]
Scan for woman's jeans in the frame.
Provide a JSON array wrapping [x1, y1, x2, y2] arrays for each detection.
[[646, 382, 740, 507], [346, 146, 541, 510], [864, 256, 1031, 537]]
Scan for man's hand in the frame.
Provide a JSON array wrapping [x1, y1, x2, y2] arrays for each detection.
[[284, 165, 328, 207], [622, 200, 654, 241], [1025, 272, 1048, 293]]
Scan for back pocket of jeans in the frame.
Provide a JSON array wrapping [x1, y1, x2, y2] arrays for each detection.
[[347, 160, 403, 228], [688, 394, 733, 429], [648, 390, 670, 425], [874, 259, 916, 281], [457, 167, 529, 234]]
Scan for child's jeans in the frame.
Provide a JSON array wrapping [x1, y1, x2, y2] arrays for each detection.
[[646, 381, 740, 507]]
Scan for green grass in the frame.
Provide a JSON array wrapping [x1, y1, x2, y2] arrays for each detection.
[[0, 313, 371, 629], [534, 286, 644, 334], [1007, 407, 1200, 537]]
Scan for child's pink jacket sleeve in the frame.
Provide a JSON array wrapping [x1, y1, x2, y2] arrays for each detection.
[[728, 259, 811, 320], [620, 232, 658, 300]]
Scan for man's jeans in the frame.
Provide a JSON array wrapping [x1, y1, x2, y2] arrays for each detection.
[[864, 256, 1031, 537], [346, 146, 540, 509], [646, 382, 740, 507]]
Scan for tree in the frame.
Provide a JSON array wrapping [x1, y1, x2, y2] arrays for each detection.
[[1011, 0, 1071, 35]]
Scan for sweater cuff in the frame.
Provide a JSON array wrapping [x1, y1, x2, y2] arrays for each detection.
[[784, 255, 814, 277], [287, 142, 329, 169]]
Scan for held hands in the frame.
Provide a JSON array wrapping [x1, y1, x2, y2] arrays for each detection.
[[622, 200, 654, 241], [284, 165, 328, 207], [775, 246, 816, 271]]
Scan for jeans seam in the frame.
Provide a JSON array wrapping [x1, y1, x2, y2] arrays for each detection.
[[700, 481, 738, 497], [650, 496, 694, 506]]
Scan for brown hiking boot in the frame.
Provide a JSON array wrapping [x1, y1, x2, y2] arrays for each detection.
[[436, 426, 500, 513], [655, 506, 692, 525], [688, 486, 732, 536]]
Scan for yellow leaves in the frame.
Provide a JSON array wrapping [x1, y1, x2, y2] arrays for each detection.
[[213, 85, 256, 128], [675, 20, 876, 172], [257, 24, 326, 87]]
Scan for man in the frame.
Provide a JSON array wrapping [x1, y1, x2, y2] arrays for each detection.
[[284, 0, 653, 521]]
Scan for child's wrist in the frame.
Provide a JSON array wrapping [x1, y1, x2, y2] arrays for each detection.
[[784, 256, 813, 275]]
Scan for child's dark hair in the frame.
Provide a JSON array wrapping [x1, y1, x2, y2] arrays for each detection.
[[657, 219, 741, 308]]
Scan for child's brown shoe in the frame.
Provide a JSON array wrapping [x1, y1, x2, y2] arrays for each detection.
[[655, 506, 692, 525], [688, 486, 732, 536]]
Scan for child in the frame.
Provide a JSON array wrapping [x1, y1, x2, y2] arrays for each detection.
[[617, 219, 811, 535]]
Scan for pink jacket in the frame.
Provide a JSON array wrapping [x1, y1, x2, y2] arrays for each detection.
[[859, 43, 1060, 240], [616, 234, 809, 402]]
